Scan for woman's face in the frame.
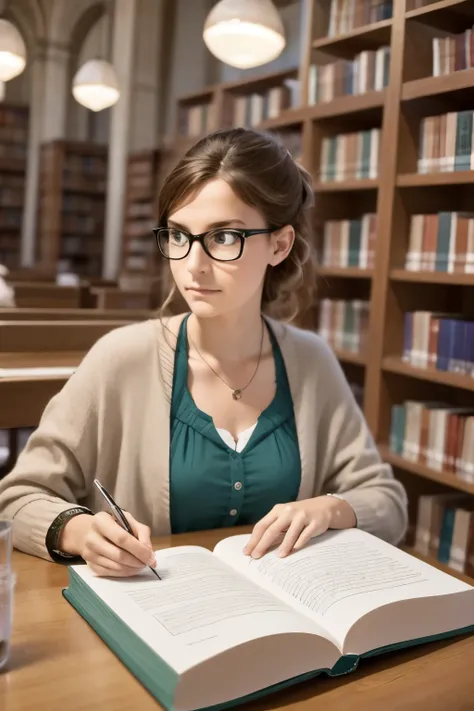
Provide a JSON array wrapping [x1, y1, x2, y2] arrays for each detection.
[[167, 178, 294, 319]]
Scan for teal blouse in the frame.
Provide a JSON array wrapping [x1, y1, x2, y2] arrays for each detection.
[[169, 315, 301, 533]]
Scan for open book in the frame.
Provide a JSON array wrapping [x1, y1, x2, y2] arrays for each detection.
[[63, 528, 474, 711]]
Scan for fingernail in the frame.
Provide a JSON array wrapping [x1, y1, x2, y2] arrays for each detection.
[[251, 551, 261, 559], [278, 550, 286, 558], [149, 554, 157, 567]]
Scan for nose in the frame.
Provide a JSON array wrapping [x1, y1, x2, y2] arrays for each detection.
[[186, 240, 210, 274]]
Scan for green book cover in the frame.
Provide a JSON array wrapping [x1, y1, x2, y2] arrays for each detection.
[[327, 137, 337, 182], [360, 130, 371, 179], [435, 212, 452, 272], [348, 219, 362, 267], [454, 111, 473, 172], [63, 530, 474, 711]]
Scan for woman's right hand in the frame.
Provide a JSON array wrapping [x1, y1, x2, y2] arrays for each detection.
[[59, 511, 157, 577]]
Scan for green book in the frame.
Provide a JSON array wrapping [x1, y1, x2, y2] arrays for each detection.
[[454, 111, 473, 172], [348, 219, 362, 267], [63, 529, 474, 711]]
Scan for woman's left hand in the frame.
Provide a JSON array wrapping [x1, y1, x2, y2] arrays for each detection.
[[243, 496, 356, 559]]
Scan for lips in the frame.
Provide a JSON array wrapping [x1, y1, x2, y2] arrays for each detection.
[[186, 287, 220, 293]]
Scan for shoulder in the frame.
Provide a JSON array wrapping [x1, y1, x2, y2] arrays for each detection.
[[79, 319, 160, 374]]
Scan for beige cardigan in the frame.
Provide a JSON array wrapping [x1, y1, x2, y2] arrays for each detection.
[[0, 315, 407, 560]]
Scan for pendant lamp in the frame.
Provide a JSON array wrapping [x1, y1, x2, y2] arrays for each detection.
[[203, 0, 286, 69], [72, 59, 120, 112], [0, 19, 26, 82]]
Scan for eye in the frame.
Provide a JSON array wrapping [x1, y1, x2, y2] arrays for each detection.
[[169, 229, 189, 246], [210, 230, 240, 246]]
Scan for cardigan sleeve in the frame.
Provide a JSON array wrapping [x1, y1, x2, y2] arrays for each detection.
[[315, 343, 408, 545], [0, 342, 104, 561]]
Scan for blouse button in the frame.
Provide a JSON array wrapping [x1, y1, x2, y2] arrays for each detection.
[[230, 509, 237, 516], [234, 481, 242, 491]]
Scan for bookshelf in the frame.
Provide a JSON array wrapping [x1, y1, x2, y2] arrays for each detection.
[[153, 3, 474, 580], [0, 104, 28, 269], [38, 140, 107, 278], [121, 149, 161, 287]]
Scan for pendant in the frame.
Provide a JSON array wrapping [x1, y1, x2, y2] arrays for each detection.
[[232, 389, 242, 400]]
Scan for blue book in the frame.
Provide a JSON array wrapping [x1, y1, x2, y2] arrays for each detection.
[[63, 529, 474, 711]]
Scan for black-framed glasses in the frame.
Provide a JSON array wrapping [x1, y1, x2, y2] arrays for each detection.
[[152, 227, 274, 262]]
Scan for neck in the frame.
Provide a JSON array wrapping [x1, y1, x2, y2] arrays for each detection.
[[187, 309, 265, 364]]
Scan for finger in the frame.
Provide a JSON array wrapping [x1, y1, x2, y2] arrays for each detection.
[[278, 515, 309, 557], [94, 512, 156, 567], [243, 510, 280, 556], [250, 514, 293, 559], [86, 533, 145, 569], [87, 559, 143, 578], [293, 520, 324, 552]]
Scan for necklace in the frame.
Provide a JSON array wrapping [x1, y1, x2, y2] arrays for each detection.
[[189, 318, 265, 400]]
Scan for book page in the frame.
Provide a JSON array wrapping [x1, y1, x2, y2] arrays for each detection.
[[70, 545, 339, 674], [214, 529, 474, 653]]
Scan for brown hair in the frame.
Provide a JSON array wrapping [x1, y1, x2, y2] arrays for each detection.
[[157, 127, 317, 324]]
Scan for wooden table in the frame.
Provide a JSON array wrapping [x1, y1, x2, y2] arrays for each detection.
[[2, 528, 474, 711], [0, 352, 83, 428]]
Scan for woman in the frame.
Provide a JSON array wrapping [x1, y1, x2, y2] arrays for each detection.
[[0, 128, 407, 576]]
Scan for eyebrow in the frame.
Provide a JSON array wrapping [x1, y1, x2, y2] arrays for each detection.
[[167, 219, 246, 230]]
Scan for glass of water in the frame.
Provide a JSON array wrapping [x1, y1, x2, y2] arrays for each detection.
[[0, 520, 14, 670]]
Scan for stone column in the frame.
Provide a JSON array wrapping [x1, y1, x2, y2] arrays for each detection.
[[20, 41, 71, 265], [102, 0, 138, 279]]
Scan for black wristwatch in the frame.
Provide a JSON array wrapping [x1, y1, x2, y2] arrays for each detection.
[[45, 507, 93, 564]]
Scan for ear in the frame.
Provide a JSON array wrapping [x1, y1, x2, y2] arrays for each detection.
[[268, 225, 295, 267]]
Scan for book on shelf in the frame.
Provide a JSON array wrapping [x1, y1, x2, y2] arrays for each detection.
[[406, 212, 474, 274], [63, 527, 474, 711], [178, 103, 214, 137], [318, 298, 369, 353], [322, 213, 377, 268], [389, 400, 474, 480], [402, 311, 474, 376], [271, 129, 303, 162], [433, 26, 474, 76], [228, 82, 299, 128], [320, 129, 380, 182], [308, 48, 390, 104], [418, 111, 474, 174], [414, 494, 474, 577], [328, 0, 393, 37]]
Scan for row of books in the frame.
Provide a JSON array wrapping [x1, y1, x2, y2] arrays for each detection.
[[0, 213, 21, 229], [63, 171, 106, 192], [178, 103, 214, 137], [0, 188, 24, 208], [328, 0, 392, 36], [414, 494, 474, 577], [0, 143, 26, 160], [308, 48, 390, 104], [418, 111, 474, 174], [0, 126, 28, 144], [124, 220, 155, 239], [275, 130, 303, 163], [322, 214, 377, 268], [63, 155, 107, 176], [318, 298, 370, 353], [403, 311, 474, 376], [390, 400, 474, 478], [61, 215, 101, 235], [433, 26, 474, 77], [406, 212, 474, 273], [227, 82, 299, 128], [127, 202, 154, 219], [0, 105, 28, 124], [320, 128, 380, 182], [0, 174, 23, 189]]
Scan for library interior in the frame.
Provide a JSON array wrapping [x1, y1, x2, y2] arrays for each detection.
[[0, 1, 474, 710]]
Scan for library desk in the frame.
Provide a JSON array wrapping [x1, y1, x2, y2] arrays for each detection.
[[2, 528, 474, 711], [0, 352, 82, 428]]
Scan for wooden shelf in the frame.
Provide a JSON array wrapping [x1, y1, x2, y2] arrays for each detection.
[[390, 269, 474, 285], [382, 357, 474, 392], [308, 90, 386, 121], [314, 178, 379, 192], [319, 266, 373, 278], [333, 348, 367, 366], [406, 0, 474, 32], [379, 445, 474, 496], [0, 157, 26, 173], [401, 545, 473, 584], [402, 68, 474, 102], [312, 19, 392, 54], [397, 171, 474, 187]]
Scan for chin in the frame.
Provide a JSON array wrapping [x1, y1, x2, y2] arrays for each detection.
[[187, 301, 224, 318]]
